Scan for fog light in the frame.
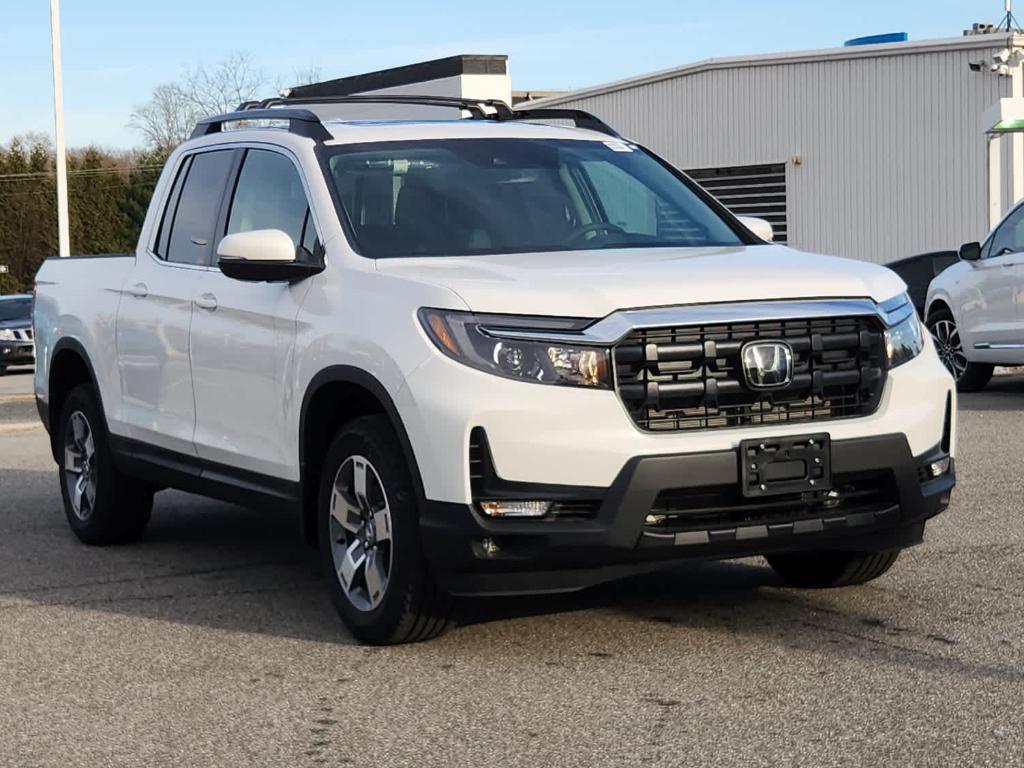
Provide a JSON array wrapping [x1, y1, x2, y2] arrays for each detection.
[[479, 500, 552, 518], [929, 457, 951, 478]]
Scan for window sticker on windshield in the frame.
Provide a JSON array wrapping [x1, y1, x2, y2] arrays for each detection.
[[603, 140, 634, 153]]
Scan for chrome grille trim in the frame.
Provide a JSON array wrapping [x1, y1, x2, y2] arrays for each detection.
[[480, 295, 912, 346]]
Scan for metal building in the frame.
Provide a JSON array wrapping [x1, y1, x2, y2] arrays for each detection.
[[521, 34, 1024, 264]]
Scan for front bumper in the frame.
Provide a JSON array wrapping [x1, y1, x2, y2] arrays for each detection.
[[420, 432, 954, 596], [399, 335, 956, 505], [0, 340, 34, 366]]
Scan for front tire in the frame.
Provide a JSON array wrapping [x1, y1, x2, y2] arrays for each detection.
[[56, 384, 153, 545], [319, 415, 453, 644], [767, 549, 900, 588], [926, 308, 993, 392]]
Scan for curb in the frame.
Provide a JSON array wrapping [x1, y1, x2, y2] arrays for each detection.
[[0, 422, 41, 434]]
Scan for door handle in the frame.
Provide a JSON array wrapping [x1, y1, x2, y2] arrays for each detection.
[[194, 293, 218, 311], [127, 282, 148, 299]]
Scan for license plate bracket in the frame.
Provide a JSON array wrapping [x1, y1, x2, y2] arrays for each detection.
[[740, 433, 831, 498]]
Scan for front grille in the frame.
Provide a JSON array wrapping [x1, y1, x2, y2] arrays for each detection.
[[645, 470, 896, 536], [614, 315, 886, 432], [13, 329, 33, 342]]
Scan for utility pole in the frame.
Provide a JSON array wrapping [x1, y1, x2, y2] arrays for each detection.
[[49, 0, 70, 257]]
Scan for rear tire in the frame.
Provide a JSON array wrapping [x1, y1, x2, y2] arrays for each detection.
[[319, 415, 453, 645], [926, 308, 993, 392], [56, 384, 153, 545], [767, 549, 900, 588]]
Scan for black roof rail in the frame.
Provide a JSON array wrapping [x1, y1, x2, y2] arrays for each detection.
[[189, 94, 620, 142], [190, 107, 333, 141], [506, 107, 621, 138], [240, 94, 515, 120]]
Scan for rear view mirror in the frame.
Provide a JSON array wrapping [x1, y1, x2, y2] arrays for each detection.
[[737, 215, 774, 242], [958, 241, 981, 261], [216, 229, 321, 283]]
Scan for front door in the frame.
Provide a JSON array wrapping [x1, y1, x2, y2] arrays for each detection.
[[115, 149, 236, 453], [960, 204, 1024, 361], [189, 148, 320, 480]]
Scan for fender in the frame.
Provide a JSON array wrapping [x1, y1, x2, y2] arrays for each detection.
[[299, 365, 426, 540], [44, 337, 105, 456]]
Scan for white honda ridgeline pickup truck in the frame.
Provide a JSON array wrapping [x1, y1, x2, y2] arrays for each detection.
[[33, 95, 956, 644]]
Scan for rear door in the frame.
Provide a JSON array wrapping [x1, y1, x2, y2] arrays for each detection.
[[188, 147, 319, 479], [115, 149, 237, 453]]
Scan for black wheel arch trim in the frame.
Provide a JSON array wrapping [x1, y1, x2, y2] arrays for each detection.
[[299, 365, 426, 542], [924, 299, 952, 323], [46, 337, 105, 457]]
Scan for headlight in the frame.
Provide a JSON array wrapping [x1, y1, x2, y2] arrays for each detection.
[[0, 329, 15, 341], [884, 313, 925, 369], [419, 308, 611, 388]]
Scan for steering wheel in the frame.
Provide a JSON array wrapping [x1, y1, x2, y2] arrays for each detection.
[[566, 222, 626, 246]]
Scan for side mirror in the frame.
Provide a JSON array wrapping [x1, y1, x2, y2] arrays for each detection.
[[958, 241, 981, 261], [737, 215, 774, 242], [216, 229, 321, 282]]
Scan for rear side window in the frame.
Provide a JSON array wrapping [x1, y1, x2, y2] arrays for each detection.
[[227, 149, 310, 248], [164, 150, 235, 266]]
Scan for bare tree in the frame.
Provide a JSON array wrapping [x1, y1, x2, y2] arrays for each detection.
[[182, 52, 267, 115], [284, 64, 323, 93], [129, 83, 202, 150], [129, 53, 268, 149]]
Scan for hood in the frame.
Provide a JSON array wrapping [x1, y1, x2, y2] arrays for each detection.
[[374, 244, 906, 318], [0, 318, 31, 331]]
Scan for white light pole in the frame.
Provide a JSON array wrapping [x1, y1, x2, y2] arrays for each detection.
[[49, 0, 70, 258]]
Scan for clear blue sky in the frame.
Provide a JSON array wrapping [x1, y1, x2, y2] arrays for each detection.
[[0, 0, 1002, 149]]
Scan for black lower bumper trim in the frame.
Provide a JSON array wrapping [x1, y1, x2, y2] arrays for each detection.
[[420, 433, 953, 596]]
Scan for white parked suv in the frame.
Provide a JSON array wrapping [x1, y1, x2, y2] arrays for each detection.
[[926, 201, 1024, 391], [33, 96, 956, 644]]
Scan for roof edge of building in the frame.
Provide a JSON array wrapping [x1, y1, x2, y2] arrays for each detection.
[[289, 54, 508, 99], [517, 33, 1024, 109]]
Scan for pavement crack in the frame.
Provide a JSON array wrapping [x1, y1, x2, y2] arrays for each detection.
[[0, 585, 306, 611], [0, 558, 305, 598]]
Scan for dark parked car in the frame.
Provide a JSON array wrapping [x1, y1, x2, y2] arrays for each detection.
[[886, 251, 959, 317], [0, 294, 34, 374]]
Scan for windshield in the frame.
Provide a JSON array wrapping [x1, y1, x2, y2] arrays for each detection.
[[0, 299, 30, 322], [326, 139, 745, 258]]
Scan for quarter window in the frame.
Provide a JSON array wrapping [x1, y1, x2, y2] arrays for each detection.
[[227, 149, 311, 249]]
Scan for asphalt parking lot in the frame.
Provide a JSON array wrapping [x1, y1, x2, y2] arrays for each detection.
[[1, 368, 1022, 768]]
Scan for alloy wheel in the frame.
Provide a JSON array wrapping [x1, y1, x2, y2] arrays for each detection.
[[328, 455, 393, 612], [63, 410, 97, 520], [929, 318, 968, 381]]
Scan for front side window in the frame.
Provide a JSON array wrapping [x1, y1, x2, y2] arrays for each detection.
[[164, 150, 236, 265], [326, 139, 745, 258], [227, 149, 310, 249], [987, 204, 1024, 258]]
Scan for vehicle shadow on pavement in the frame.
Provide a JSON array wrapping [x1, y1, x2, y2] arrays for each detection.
[[457, 561, 1024, 685], [1, 467, 352, 645], [3, 461, 1022, 685]]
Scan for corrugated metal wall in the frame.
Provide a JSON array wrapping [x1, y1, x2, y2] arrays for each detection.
[[544, 43, 1014, 263]]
